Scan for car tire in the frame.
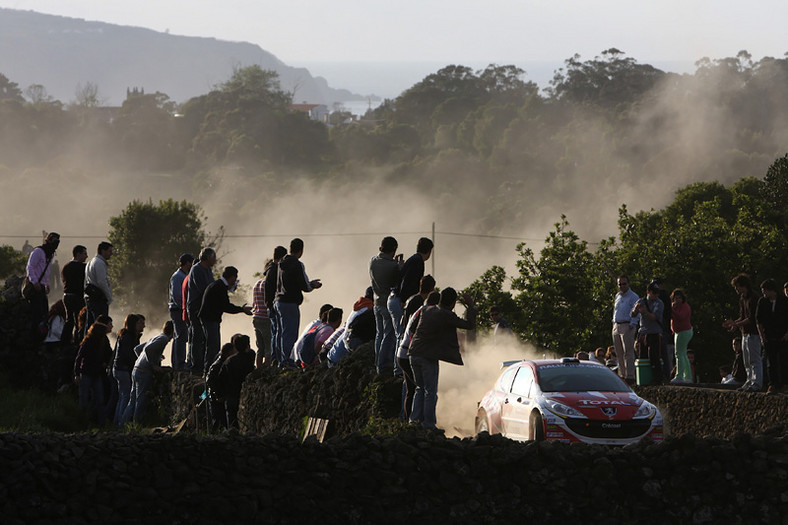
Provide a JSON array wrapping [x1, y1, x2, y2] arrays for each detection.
[[529, 411, 545, 441], [475, 410, 490, 435]]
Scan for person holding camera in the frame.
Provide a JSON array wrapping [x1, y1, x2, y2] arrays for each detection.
[[632, 282, 665, 384]]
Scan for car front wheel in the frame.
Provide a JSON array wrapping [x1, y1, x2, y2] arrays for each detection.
[[529, 411, 545, 441]]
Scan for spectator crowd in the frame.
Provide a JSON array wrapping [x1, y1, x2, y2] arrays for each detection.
[[21, 231, 788, 434]]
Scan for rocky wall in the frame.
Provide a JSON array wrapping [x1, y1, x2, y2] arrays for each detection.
[[1, 428, 786, 523]]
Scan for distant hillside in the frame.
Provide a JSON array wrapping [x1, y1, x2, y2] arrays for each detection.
[[0, 8, 368, 106]]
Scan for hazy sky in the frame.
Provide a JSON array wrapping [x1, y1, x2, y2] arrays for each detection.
[[3, 0, 787, 65]]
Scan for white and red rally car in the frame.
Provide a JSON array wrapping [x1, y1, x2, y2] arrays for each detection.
[[475, 358, 663, 445]]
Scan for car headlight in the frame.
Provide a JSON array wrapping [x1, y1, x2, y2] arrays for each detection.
[[633, 402, 655, 419], [544, 399, 585, 418]]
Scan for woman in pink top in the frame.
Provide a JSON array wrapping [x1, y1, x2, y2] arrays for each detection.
[[670, 289, 694, 384]]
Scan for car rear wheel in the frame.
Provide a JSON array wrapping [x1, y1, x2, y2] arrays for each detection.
[[475, 410, 490, 435], [529, 411, 545, 441]]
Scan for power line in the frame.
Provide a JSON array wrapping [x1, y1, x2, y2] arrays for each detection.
[[0, 230, 601, 244]]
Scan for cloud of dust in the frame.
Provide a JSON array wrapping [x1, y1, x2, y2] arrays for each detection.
[[437, 334, 555, 438]]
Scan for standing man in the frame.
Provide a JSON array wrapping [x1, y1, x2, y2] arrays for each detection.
[[61, 244, 88, 343], [370, 236, 402, 375], [84, 241, 113, 330], [724, 274, 762, 392], [263, 246, 288, 366], [274, 238, 322, 363], [199, 266, 252, 373], [632, 282, 665, 384], [168, 253, 194, 371], [612, 274, 640, 385], [187, 247, 216, 374], [252, 259, 273, 368], [756, 279, 788, 394], [395, 237, 434, 326], [25, 232, 60, 337]]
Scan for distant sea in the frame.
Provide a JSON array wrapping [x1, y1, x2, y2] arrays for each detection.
[[293, 59, 697, 117]]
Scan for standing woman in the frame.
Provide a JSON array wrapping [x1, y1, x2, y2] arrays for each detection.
[[74, 314, 113, 424], [112, 314, 145, 426], [670, 289, 694, 384]]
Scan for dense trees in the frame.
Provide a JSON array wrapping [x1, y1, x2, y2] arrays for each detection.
[[107, 199, 219, 312], [464, 155, 788, 380]]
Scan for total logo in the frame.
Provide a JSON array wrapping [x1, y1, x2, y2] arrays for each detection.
[[577, 399, 626, 406]]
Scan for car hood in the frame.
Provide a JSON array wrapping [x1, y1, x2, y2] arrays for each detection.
[[542, 391, 644, 419]]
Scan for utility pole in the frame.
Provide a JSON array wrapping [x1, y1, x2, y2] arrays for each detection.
[[431, 221, 435, 278]]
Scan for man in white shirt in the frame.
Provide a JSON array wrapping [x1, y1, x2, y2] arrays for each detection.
[[611, 274, 640, 384], [84, 241, 113, 330]]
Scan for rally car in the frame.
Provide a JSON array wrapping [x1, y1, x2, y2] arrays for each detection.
[[475, 358, 663, 445]]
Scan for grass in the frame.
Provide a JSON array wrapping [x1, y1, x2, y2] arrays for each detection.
[[0, 374, 87, 433]]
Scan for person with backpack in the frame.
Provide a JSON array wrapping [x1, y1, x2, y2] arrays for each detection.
[[25, 232, 60, 338]]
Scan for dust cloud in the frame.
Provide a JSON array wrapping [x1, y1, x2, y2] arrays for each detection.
[[437, 335, 554, 438]]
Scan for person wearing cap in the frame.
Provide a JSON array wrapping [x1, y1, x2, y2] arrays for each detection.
[[169, 253, 194, 370], [632, 282, 665, 384]]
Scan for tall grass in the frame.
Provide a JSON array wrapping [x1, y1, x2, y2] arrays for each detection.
[[0, 373, 87, 432]]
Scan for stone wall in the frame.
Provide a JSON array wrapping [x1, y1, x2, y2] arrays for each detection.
[[1, 428, 786, 523]]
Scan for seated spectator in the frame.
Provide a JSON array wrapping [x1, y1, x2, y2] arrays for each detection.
[[344, 288, 376, 352], [605, 346, 619, 370], [321, 326, 346, 366], [74, 315, 113, 425], [575, 351, 590, 360], [44, 300, 67, 346], [220, 334, 256, 429], [589, 347, 606, 364], [288, 303, 333, 366], [720, 365, 736, 384], [728, 337, 747, 386], [122, 321, 174, 425]]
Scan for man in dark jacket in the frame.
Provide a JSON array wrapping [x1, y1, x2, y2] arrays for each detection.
[[756, 279, 788, 394], [408, 287, 476, 430], [199, 266, 252, 374], [220, 334, 256, 429], [187, 247, 216, 374], [264, 246, 288, 366], [274, 238, 322, 365]]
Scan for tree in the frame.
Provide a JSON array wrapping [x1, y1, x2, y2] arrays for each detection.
[[107, 200, 221, 311], [71, 81, 105, 108], [549, 49, 665, 108], [0, 73, 23, 102], [0, 245, 26, 279]]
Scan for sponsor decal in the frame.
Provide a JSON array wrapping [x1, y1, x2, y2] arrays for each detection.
[[547, 432, 564, 438], [577, 399, 627, 406], [601, 422, 622, 429]]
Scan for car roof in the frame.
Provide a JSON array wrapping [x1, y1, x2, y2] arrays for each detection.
[[501, 358, 607, 370]]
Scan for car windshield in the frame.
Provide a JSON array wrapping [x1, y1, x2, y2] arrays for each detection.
[[536, 364, 630, 393]]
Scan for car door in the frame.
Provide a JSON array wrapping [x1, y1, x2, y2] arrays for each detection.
[[500, 365, 535, 440]]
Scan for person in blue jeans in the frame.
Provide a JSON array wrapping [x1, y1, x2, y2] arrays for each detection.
[[408, 288, 476, 430], [74, 315, 113, 425], [111, 313, 144, 427], [168, 253, 194, 370], [370, 236, 403, 375], [274, 238, 322, 365], [123, 321, 173, 425]]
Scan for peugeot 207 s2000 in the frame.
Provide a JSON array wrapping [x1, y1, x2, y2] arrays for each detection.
[[475, 358, 663, 445]]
